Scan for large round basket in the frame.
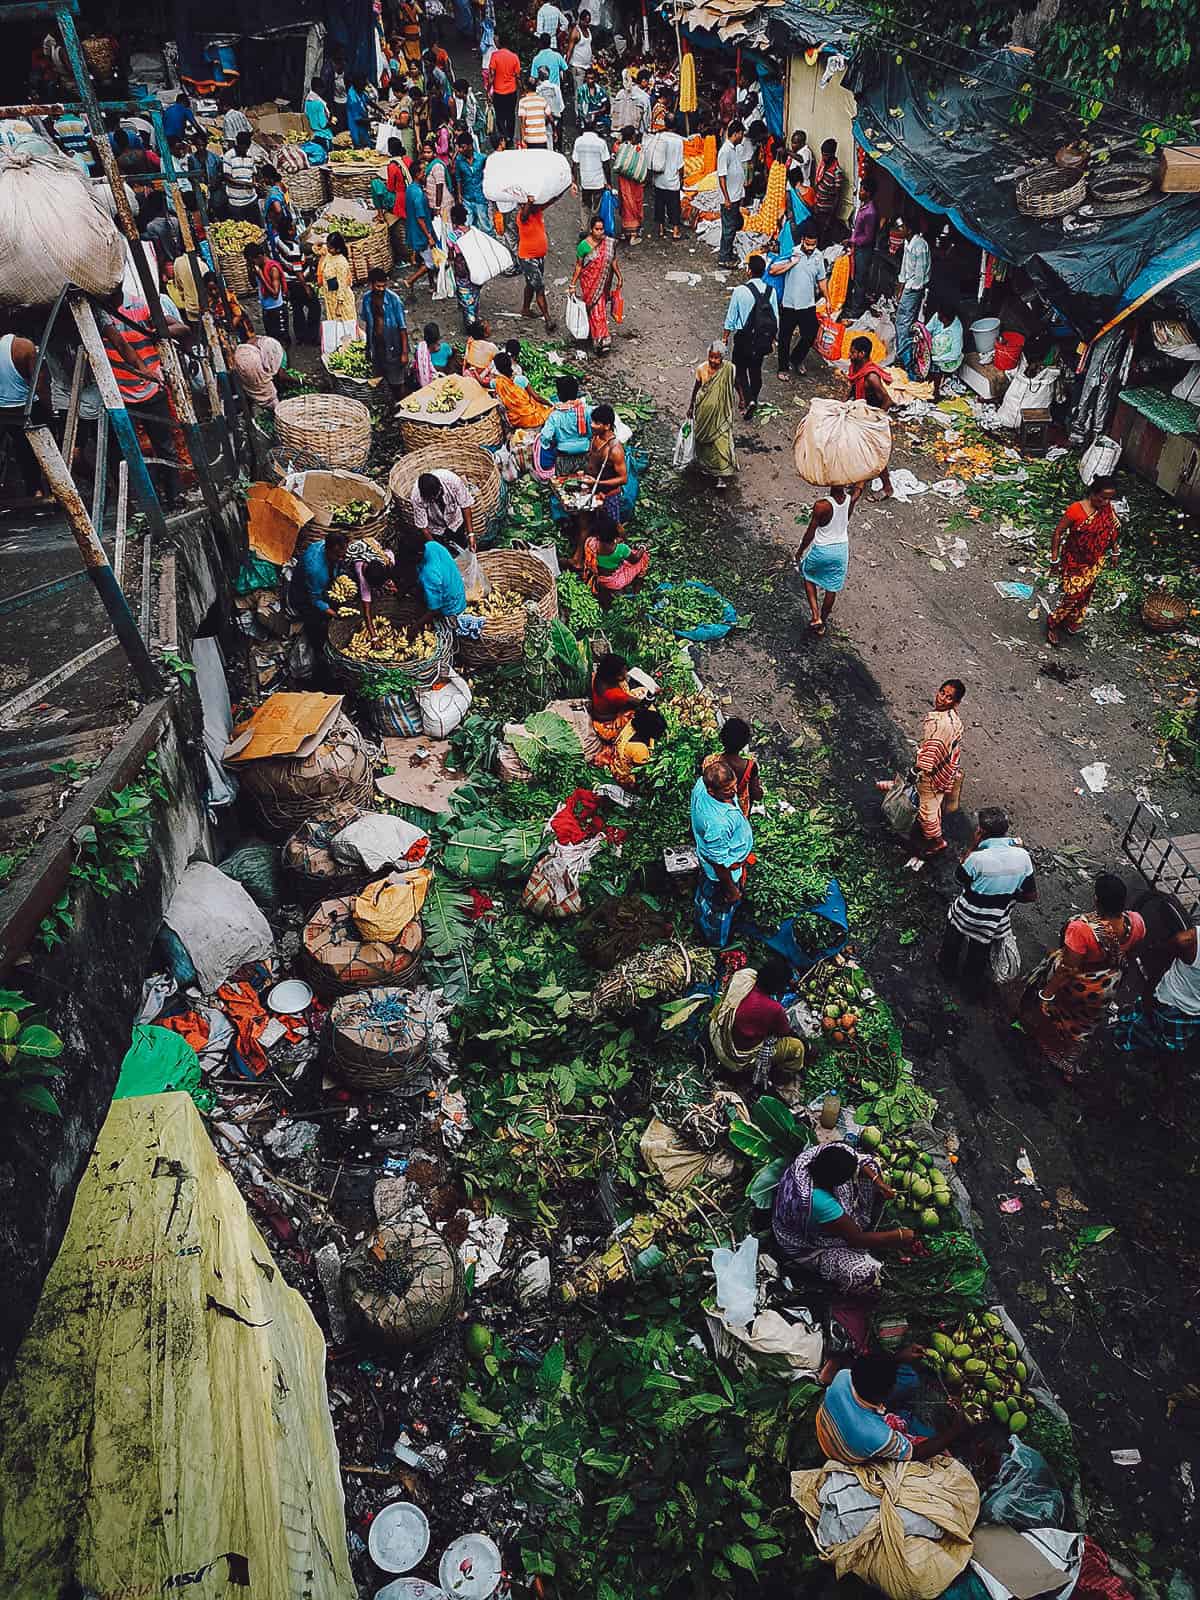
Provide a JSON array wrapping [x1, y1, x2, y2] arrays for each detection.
[[388, 443, 504, 542], [217, 248, 253, 297], [286, 165, 327, 212], [297, 467, 390, 543], [282, 802, 365, 897], [326, 597, 455, 690], [398, 405, 505, 454], [1015, 165, 1088, 219], [1142, 593, 1190, 634], [300, 895, 424, 998], [238, 713, 374, 834], [275, 393, 371, 472], [328, 161, 387, 200], [347, 224, 393, 282], [320, 345, 376, 399], [456, 548, 558, 669], [82, 35, 117, 76], [323, 985, 431, 1090], [343, 1219, 464, 1349]]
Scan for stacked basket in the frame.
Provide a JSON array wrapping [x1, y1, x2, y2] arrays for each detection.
[[298, 468, 390, 543], [327, 159, 388, 201], [286, 165, 327, 212], [237, 713, 374, 834], [388, 443, 504, 545], [397, 403, 504, 454], [275, 393, 371, 472], [301, 895, 425, 997], [323, 985, 430, 1089], [282, 803, 366, 898], [348, 224, 393, 282], [457, 549, 559, 669], [1015, 164, 1088, 219], [217, 248, 254, 297]]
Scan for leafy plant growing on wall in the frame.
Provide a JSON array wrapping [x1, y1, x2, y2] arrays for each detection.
[[0, 990, 65, 1117]]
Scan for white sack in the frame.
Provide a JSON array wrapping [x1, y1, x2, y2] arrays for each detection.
[[456, 226, 514, 286], [164, 862, 274, 994], [330, 813, 431, 871], [0, 148, 126, 307], [483, 149, 572, 206]]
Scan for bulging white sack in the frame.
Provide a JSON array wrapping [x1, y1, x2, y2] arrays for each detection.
[[0, 149, 126, 308], [793, 397, 892, 487]]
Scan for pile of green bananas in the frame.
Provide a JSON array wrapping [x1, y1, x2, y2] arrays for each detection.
[[327, 342, 370, 378], [313, 218, 376, 241], [330, 497, 378, 528], [925, 1312, 1037, 1431], [329, 149, 385, 165], [210, 219, 265, 253]]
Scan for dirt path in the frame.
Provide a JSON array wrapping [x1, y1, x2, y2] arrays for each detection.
[[450, 217, 1200, 1580]]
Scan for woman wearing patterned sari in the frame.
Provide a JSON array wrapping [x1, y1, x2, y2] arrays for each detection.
[[690, 759, 754, 947], [1046, 478, 1120, 646], [773, 1144, 913, 1296], [570, 216, 621, 353], [1018, 872, 1144, 1081], [688, 344, 736, 485]]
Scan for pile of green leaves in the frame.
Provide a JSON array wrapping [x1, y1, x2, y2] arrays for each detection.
[[745, 799, 840, 930], [463, 1302, 821, 1596], [653, 584, 732, 635], [0, 989, 65, 1119]]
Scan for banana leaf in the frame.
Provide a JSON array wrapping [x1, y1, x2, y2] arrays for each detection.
[[422, 878, 477, 954], [750, 1094, 810, 1158], [728, 1121, 775, 1163], [746, 1156, 787, 1208], [443, 822, 506, 881], [509, 710, 582, 770]]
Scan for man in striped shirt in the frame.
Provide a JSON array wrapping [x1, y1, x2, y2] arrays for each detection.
[[913, 678, 965, 859], [939, 807, 1036, 995], [517, 79, 551, 149]]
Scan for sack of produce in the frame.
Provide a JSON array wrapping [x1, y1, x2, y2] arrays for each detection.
[[483, 149, 572, 206], [456, 226, 514, 286], [353, 867, 432, 943], [416, 671, 472, 739], [343, 1219, 464, 1347], [793, 397, 891, 487], [0, 149, 125, 307]]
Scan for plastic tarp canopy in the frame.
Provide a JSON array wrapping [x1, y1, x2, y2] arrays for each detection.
[[847, 43, 1200, 340], [0, 1092, 354, 1600]]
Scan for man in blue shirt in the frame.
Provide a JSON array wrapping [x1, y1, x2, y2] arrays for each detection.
[[454, 134, 492, 234], [162, 92, 200, 142], [409, 530, 487, 637], [404, 160, 438, 294], [722, 252, 776, 418], [530, 35, 569, 86], [767, 228, 828, 378], [939, 806, 1037, 996], [537, 374, 592, 471], [290, 529, 349, 654]]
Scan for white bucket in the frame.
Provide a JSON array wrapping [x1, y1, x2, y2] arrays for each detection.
[[970, 317, 1001, 359]]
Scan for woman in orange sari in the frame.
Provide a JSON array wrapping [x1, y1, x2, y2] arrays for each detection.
[[1046, 478, 1120, 646]]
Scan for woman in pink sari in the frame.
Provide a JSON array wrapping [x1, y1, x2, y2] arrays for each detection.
[[569, 216, 622, 353]]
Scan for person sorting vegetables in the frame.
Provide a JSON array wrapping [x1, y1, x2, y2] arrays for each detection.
[[816, 1354, 967, 1464], [589, 652, 648, 742], [410, 468, 478, 552], [395, 526, 486, 639], [709, 954, 805, 1081], [581, 526, 650, 601], [345, 541, 396, 645], [690, 758, 754, 948], [561, 403, 627, 571], [290, 528, 350, 656], [593, 704, 667, 788], [773, 1143, 914, 1296]]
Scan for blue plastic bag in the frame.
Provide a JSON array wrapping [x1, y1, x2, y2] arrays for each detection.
[[652, 579, 737, 643], [598, 187, 618, 239], [980, 1439, 1064, 1530], [758, 879, 851, 969]]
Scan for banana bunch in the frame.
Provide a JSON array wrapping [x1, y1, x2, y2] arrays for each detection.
[[344, 619, 437, 664], [211, 219, 265, 253], [327, 342, 371, 380], [331, 497, 377, 528], [426, 380, 464, 415], [467, 587, 525, 619], [313, 218, 375, 241], [328, 574, 357, 602], [329, 148, 385, 164]]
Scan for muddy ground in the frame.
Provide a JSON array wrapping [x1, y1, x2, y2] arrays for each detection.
[[429, 215, 1200, 1581]]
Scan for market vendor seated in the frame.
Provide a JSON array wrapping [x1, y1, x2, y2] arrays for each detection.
[[563, 403, 628, 570], [345, 540, 396, 643], [462, 318, 499, 385], [816, 1354, 967, 1465], [594, 704, 666, 788], [709, 954, 805, 1079], [582, 527, 650, 602], [290, 528, 350, 652], [493, 350, 552, 431], [393, 527, 486, 639], [589, 652, 649, 742], [773, 1143, 915, 1297], [535, 372, 592, 476]]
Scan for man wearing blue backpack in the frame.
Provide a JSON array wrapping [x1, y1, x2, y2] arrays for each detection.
[[721, 253, 777, 420]]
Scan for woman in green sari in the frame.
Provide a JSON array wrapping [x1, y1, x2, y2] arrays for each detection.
[[688, 343, 736, 487]]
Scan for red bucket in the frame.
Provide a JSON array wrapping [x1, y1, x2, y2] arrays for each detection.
[[993, 331, 1026, 371]]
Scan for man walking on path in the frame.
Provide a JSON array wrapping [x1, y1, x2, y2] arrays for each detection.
[[912, 678, 966, 861], [488, 42, 522, 141], [768, 227, 828, 377], [518, 195, 557, 332], [573, 119, 611, 231], [716, 121, 747, 267], [722, 252, 776, 419], [939, 808, 1036, 996], [652, 113, 686, 240]]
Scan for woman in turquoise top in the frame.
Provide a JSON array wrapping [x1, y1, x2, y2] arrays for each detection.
[[397, 529, 486, 638], [773, 1143, 913, 1295]]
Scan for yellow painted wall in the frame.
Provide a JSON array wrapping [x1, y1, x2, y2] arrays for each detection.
[[784, 53, 859, 219]]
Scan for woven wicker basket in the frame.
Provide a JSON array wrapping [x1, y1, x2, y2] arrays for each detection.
[[286, 165, 327, 211], [237, 713, 374, 834], [217, 248, 253, 297], [82, 35, 117, 76], [301, 895, 424, 998], [1142, 593, 1190, 634], [324, 985, 430, 1089], [344, 1220, 464, 1348], [327, 597, 455, 689], [348, 224, 393, 282], [298, 468, 390, 541], [398, 404, 505, 454], [1015, 164, 1088, 219], [388, 442, 504, 539], [275, 392, 371, 472], [328, 161, 387, 200], [457, 548, 559, 669], [283, 802, 365, 896]]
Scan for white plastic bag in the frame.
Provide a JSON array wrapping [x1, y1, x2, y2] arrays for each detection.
[[331, 813, 431, 871], [793, 398, 892, 486], [455, 549, 489, 602], [0, 148, 125, 308], [673, 418, 695, 468], [990, 931, 1021, 983], [493, 443, 520, 483], [433, 256, 455, 300], [416, 670, 473, 738], [482, 149, 572, 206], [1079, 434, 1121, 484], [321, 318, 358, 355], [995, 375, 1032, 430], [565, 292, 589, 342], [712, 1235, 758, 1328]]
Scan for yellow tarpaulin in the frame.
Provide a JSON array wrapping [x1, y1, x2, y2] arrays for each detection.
[[0, 1093, 354, 1600]]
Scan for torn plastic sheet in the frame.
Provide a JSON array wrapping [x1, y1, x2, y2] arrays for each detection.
[[456, 1212, 509, 1287]]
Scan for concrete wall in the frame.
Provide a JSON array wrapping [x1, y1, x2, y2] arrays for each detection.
[[784, 53, 859, 221]]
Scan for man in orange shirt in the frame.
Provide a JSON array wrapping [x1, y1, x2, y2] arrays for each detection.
[[487, 43, 521, 141], [517, 194, 556, 332]]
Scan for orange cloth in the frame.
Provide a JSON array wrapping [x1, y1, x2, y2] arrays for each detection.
[[496, 372, 551, 429], [683, 133, 717, 184], [213, 979, 302, 1077]]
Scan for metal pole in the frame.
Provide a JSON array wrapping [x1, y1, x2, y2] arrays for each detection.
[[24, 425, 162, 698], [69, 294, 172, 546]]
